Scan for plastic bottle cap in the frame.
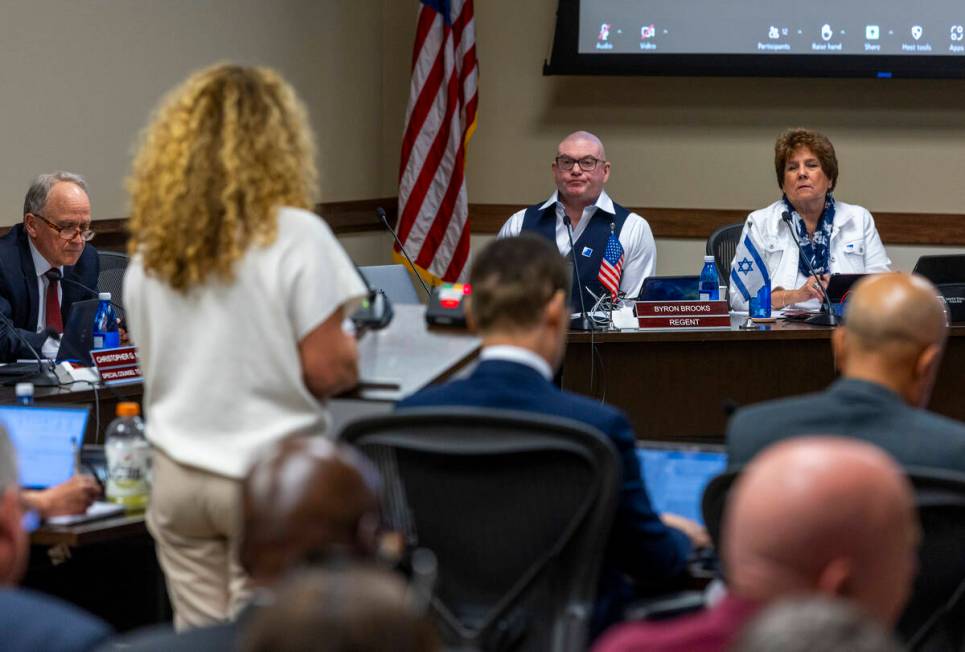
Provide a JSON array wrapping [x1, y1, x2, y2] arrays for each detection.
[[15, 382, 33, 397], [704, 255, 716, 263], [116, 402, 140, 417], [98, 292, 112, 301]]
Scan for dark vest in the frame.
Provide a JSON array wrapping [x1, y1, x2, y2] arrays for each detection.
[[521, 201, 630, 310]]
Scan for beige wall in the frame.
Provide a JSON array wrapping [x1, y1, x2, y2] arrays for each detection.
[[8, 0, 961, 270], [381, 0, 965, 274], [0, 0, 384, 226]]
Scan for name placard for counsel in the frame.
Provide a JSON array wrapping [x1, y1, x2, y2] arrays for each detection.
[[90, 346, 142, 385], [635, 300, 730, 329]]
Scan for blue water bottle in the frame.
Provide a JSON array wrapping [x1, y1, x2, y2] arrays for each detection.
[[699, 256, 720, 301], [92, 292, 120, 350]]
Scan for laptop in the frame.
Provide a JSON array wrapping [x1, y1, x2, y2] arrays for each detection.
[[912, 256, 965, 323], [636, 441, 728, 526], [913, 254, 965, 285], [56, 299, 100, 365], [0, 404, 89, 489], [638, 276, 700, 302]]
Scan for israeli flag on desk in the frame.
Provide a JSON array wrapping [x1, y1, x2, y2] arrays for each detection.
[[730, 234, 771, 304]]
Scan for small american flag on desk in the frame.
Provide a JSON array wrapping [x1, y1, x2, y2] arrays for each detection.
[[597, 223, 624, 300]]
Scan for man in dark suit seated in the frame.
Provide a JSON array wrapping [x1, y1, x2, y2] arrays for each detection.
[[396, 234, 708, 636], [594, 437, 918, 652], [0, 171, 99, 361], [727, 272, 965, 470], [112, 436, 382, 650], [0, 427, 111, 651]]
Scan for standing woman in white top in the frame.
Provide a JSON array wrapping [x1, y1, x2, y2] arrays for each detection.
[[123, 64, 366, 629], [729, 128, 891, 312]]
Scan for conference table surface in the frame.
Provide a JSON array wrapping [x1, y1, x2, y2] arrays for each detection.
[[562, 315, 965, 444]]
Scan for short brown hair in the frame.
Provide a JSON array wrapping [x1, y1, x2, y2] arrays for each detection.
[[774, 128, 839, 191], [469, 234, 568, 334]]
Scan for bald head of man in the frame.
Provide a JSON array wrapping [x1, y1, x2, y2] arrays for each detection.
[[552, 130, 611, 214], [723, 437, 919, 625], [239, 437, 382, 586], [834, 273, 948, 408]]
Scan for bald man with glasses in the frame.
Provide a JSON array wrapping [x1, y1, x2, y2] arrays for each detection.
[[0, 172, 100, 361], [498, 131, 656, 310]]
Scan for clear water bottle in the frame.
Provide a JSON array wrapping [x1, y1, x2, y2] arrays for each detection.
[[15, 382, 33, 406], [92, 292, 120, 350], [105, 402, 151, 510], [699, 255, 720, 301]]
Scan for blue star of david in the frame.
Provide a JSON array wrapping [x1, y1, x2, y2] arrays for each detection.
[[737, 257, 754, 275]]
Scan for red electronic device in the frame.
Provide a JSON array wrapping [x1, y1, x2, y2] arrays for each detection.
[[426, 283, 471, 327]]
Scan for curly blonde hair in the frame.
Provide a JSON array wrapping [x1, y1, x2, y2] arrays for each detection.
[[127, 63, 318, 291]]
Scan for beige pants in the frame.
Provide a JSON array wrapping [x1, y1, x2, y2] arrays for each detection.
[[147, 448, 252, 631]]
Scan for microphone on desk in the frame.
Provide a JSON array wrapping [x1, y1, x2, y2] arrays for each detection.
[[350, 261, 394, 334], [0, 311, 59, 386], [562, 214, 594, 331], [780, 211, 838, 327], [46, 269, 125, 320], [376, 207, 433, 300]]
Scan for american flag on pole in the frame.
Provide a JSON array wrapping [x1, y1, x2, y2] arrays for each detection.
[[598, 225, 624, 300], [395, 0, 478, 283]]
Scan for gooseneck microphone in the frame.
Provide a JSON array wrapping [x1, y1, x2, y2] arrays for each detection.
[[780, 211, 838, 327], [562, 214, 593, 332], [47, 269, 125, 318], [376, 207, 433, 300], [0, 311, 58, 386]]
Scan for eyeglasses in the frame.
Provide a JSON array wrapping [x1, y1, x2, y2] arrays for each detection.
[[31, 213, 95, 242], [555, 155, 605, 172]]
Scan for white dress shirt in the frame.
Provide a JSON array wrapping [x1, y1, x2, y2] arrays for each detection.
[[480, 345, 553, 381], [498, 190, 656, 299], [27, 239, 62, 359]]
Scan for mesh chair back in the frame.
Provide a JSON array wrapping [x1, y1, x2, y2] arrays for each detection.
[[97, 251, 129, 314], [901, 468, 965, 651], [338, 408, 619, 652], [359, 264, 422, 304], [705, 223, 743, 288], [701, 465, 965, 652]]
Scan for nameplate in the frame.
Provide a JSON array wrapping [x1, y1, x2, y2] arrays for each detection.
[[635, 300, 729, 317], [90, 346, 142, 386], [636, 315, 732, 329]]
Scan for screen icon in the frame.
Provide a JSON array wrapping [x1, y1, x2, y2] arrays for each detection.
[[952, 25, 964, 42], [911, 25, 923, 41], [866, 25, 879, 40], [821, 24, 833, 41]]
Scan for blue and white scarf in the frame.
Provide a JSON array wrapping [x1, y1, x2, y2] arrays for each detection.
[[782, 193, 835, 277]]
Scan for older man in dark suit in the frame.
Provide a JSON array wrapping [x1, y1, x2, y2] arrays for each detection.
[[0, 172, 99, 361], [397, 234, 708, 637]]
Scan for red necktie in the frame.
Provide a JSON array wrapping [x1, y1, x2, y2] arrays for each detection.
[[43, 268, 63, 334]]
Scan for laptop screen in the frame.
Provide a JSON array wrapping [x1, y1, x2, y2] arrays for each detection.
[[0, 405, 89, 489], [638, 276, 700, 301], [636, 443, 728, 526]]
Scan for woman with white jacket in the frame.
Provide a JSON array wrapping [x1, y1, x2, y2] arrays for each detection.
[[729, 128, 892, 312]]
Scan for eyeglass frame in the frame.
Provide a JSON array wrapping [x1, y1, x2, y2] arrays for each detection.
[[554, 155, 607, 172], [29, 213, 95, 242]]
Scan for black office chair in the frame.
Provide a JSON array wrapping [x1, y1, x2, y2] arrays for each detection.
[[700, 465, 965, 652], [899, 467, 965, 652], [705, 223, 743, 289], [97, 250, 129, 313], [337, 408, 620, 652]]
